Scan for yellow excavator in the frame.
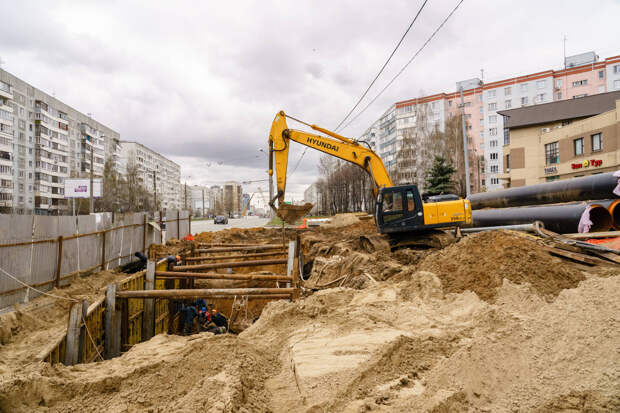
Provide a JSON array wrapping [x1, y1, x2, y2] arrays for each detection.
[[268, 111, 471, 247]]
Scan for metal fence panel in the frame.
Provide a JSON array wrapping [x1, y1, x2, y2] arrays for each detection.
[[120, 214, 134, 266], [77, 215, 98, 273], [166, 210, 178, 241], [105, 214, 121, 270], [31, 216, 59, 294], [180, 210, 190, 239], [58, 216, 78, 286], [0, 215, 34, 308]]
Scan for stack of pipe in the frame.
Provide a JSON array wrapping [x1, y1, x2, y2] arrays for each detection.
[[467, 171, 620, 233]]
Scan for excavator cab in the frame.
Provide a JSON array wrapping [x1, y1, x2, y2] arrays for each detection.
[[375, 185, 426, 234]]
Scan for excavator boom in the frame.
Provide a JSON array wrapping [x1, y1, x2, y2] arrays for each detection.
[[269, 111, 392, 222]]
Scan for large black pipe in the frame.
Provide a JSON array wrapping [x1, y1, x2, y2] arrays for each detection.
[[596, 199, 620, 230], [468, 171, 619, 209], [472, 202, 612, 234]]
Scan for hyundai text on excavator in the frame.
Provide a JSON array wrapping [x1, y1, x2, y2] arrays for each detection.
[[268, 111, 472, 248]]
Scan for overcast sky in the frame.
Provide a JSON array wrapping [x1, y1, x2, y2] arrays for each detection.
[[1, 0, 619, 201]]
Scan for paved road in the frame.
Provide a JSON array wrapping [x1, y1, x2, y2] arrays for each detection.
[[191, 216, 271, 233]]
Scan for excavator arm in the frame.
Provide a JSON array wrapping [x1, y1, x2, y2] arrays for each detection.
[[268, 111, 393, 213]]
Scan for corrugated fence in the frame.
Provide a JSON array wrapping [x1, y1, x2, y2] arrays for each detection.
[[0, 210, 191, 311]]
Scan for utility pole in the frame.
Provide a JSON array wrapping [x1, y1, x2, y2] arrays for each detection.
[[153, 170, 157, 209], [459, 86, 471, 197], [184, 182, 187, 210], [268, 141, 274, 217], [89, 143, 94, 213], [202, 188, 205, 217]]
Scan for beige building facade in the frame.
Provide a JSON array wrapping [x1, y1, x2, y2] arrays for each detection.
[[499, 93, 620, 187]]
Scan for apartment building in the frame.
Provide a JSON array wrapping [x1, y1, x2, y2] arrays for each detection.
[[0, 69, 120, 214], [222, 181, 242, 215], [119, 141, 182, 210], [363, 51, 620, 192], [498, 92, 620, 186]]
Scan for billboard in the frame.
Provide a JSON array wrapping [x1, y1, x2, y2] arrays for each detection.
[[64, 179, 103, 198]]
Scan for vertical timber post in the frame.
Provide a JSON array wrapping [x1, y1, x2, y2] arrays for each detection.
[[177, 210, 181, 239], [105, 284, 120, 359], [286, 240, 295, 290], [55, 236, 63, 288], [101, 231, 107, 270], [64, 300, 83, 366], [77, 300, 88, 363], [142, 214, 147, 253], [142, 260, 155, 341]]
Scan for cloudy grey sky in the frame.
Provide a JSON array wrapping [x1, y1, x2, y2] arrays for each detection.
[[1, 0, 619, 201]]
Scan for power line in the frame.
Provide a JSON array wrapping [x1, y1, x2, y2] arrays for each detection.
[[334, 0, 429, 132], [339, 0, 465, 132]]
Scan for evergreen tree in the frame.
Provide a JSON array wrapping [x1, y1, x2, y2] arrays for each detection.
[[424, 156, 456, 196]]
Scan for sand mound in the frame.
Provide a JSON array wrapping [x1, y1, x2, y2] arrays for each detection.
[[418, 230, 587, 302]]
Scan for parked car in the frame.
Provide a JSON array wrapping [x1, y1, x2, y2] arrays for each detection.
[[214, 215, 228, 224]]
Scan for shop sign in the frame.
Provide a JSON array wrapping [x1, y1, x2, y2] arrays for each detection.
[[571, 159, 602, 169], [544, 166, 558, 175]]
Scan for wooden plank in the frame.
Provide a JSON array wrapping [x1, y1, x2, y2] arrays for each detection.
[[104, 284, 119, 359], [142, 261, 155, 341], [562, 231, 619, 240], [539, 245, 602, 265], [287, 240, 296, 289], [77, 300, 88, 363], [155, 271, 292, 281], [64, 301, 83, 366], [195, 245, 285, 253], [116, 288, 295, 299], [184, 251, 287, 262], [173, 258, 287, 271]]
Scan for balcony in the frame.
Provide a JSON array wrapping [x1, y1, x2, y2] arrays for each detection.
[[0, 83, 13, 99]]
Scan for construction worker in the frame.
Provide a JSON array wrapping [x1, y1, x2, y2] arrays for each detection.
[[120, 252, 147, 273], [197, 307, 211, 331], [209, 308, 228, 334], [181, 303, 197, 335], [166, 255, 182, 270]]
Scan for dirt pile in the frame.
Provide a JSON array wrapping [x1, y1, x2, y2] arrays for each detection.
[[1, 221, 619, 412], [418, 230, 588, 302]]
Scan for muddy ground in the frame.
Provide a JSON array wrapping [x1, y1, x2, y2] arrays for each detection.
[[1, 219, 619, 412]]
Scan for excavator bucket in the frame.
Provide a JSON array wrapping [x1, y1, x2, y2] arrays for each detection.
[[275, 203, 314, 225]]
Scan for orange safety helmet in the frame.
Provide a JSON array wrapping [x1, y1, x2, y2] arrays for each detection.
[[176, 255, 181, 262]]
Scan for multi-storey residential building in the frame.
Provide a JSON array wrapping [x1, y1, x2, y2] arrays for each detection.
[[0, 68, 120, 214], [363, 51, 620, 193], [119, 141, 182, 211], [222, 181, 242, 215]]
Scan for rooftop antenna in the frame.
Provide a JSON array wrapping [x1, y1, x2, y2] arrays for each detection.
[[563, 35, 567, 69], [480, 68, 484, 83]]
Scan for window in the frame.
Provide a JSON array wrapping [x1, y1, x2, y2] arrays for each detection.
[[504, 129, 510, 145], [545, 141, 559, 165], [489, 139, 498, 148], [614, 65, 620, 74], [573, 94, 587, 98], [521, 96, 528, 105], [406, 190, 415, 211], [535, 93, 546, 103], [574, 137, 584, 156], [490, 165, 499, 173], [448, 100, 452, 107], [480, 118, 484, 125], [536, 80, 546, 89], [504, 86, 512, 96], [489, 128, 498, 136], [490, 152, 498, 160], [591, 133, 602, 151], [520, 83, 528, 92], [465, 114, 471, 119], [487, 90, 496, 98], [572, 79, 587, 87], [546, 175, 560, 182], [479, 106, 483, 113], [599, 85, 605, 93], [505, 100, 512, 109], [489, 115, 497, 123], [557, 92, 562, 100], [488, 102, 497, 111], [490, 178, 499, 185], [556, 79, 562, 88], [614, 79, 620, 90], [506, 154, 510, 170], [598, 70, 604, 79]]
